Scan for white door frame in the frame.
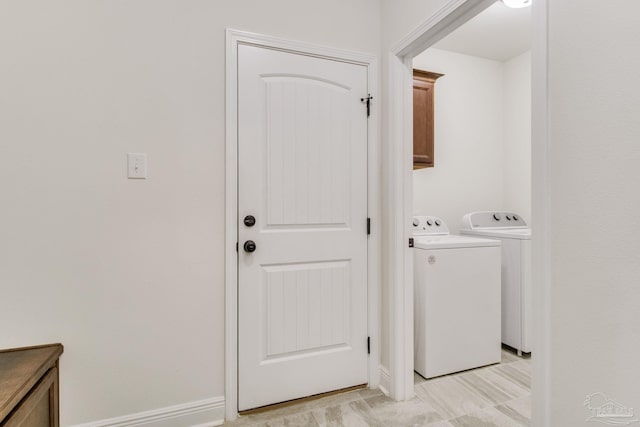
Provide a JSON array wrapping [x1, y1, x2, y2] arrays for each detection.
[[385, 0, 551, 424], [225, 29, 380, 421]]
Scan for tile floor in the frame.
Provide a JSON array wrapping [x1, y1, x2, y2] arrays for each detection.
[[224, 348, 531, 427]]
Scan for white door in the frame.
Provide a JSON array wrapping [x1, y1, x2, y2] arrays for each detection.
[[237, 44, 369, 411]]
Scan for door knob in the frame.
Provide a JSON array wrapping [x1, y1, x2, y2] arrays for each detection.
[[244, 215, 256, 227], [243, 240, 256, 253]]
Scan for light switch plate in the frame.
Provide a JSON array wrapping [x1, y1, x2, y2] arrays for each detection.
[[127, 153, 147, 179]]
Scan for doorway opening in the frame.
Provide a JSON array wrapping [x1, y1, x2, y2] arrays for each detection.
[[410, 0, 533, 422], [386, 0, 549, 425]]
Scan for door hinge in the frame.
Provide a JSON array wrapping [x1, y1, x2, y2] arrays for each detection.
[[360, 94, 373, 117], [367, 218, 371, 235], [409, 238, 414, 248], [367, 336, 371, 354]]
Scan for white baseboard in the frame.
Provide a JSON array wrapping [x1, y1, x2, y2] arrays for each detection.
[[70, 397, 225, 427], [379, 365, 390, 396]]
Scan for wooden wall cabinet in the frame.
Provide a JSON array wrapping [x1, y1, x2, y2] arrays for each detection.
[[413, 69, 443, 169], [0, 344, 63, 427]]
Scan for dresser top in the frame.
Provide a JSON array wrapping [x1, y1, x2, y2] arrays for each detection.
[[0, 343, 63, 422]]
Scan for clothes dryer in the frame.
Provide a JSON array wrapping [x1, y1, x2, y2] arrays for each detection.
[[461, 211, 532, 355]]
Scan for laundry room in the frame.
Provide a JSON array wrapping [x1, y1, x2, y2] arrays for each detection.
[[410, 0, 533, 411], [412, 2, 532, 234]]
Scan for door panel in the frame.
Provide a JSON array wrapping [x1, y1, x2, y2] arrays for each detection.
[[237, 44, 368, 411], [262, 261, 350, 359], [263, 76, 351, 227]]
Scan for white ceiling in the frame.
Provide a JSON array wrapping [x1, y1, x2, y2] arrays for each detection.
[[432, 1, 531, 62]]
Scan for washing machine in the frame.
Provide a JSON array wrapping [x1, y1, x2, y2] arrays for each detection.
[[413, 216, 502, 379], [460, 211, 532, 355]]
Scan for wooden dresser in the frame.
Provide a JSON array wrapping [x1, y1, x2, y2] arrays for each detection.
[[0, 344, 63, 427]]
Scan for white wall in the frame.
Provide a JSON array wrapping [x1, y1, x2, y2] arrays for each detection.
[[381, 0, 451, 49], [412, 48, 505, 234], [0, 1, 380, 425], [545, 1, 640, 425], [411, 48, 531, 233], [503, 51, 531, 223]]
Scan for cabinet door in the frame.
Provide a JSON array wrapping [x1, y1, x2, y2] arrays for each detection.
[[413, 69, 443, 169]]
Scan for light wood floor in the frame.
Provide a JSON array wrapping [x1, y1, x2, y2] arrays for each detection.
[[224, 348, 531, 426]]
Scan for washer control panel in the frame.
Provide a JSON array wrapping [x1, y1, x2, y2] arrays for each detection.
[[412, 216, 449, 236], [462, 211, 527, 229]]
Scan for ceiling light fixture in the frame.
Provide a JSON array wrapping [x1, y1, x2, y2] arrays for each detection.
[[502, 0, 531, 8]]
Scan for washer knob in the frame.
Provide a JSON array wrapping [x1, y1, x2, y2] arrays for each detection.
[[513, 215, 519, 221], [426, 219, 433, 226], [506, 215, 512, 221], [413, 218, 420, 227], [435, 219, 441, 226], [493, 213, 501, 221]]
